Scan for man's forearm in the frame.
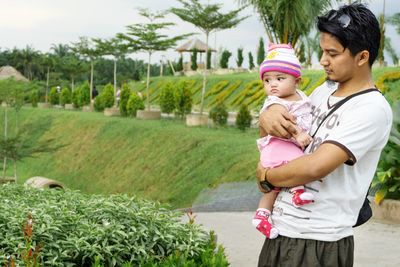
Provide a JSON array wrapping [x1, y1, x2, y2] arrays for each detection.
[[265, 143, 349, 187]]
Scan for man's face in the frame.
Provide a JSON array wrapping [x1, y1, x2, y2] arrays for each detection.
[[319, 32, 357, 83]]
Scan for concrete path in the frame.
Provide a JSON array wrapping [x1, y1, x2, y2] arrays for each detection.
[[189, 212, 400, 267]]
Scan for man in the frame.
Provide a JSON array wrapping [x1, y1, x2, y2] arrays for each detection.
[[257, 3, 392, 267]]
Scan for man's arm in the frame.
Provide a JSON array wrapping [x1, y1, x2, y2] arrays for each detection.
[[258, 143, 349, 187]]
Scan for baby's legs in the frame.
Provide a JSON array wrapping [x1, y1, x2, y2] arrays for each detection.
[[252, 191, 279, 239]]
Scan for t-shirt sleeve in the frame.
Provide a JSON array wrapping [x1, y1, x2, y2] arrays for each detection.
[[260, 95, 287, 114], [322, 103, 391, 165]]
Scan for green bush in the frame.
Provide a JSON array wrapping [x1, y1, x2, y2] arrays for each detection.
[[101, 83, 115, 108], [0, 184, 222, 266], [94, 94, 105, 111], [159, 81, 176, 114], [209, 103, 228, 126], [48, 87, 59, 105], [119, 84, 131, 116], [174, 80, 192, 118], [236, 104, 252, 130], [127, 92, 145, 117], [59, 87, 72, 106], [30, 90, 38, 107], [72, 88, 81, 108], [220, 50, 232, 69], [191, 49, 198, 71], [372, 101, 400, 204], [79, 81, 91, 106], [236, 48, 244, 68]]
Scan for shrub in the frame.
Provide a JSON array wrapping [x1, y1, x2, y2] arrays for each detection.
[[236, 104, 252, 130], [177, 54, 183, 71], [94, 83, 114, 111], [79, 81, 91, 106], [0, 184, 224, 266], [220, 50, 232, 69], [236, 47, 244, 68], [191, 49, 198, 71], [119, 83, 131, 116], [127, 92, 145, 117], [59, 87, 72, 106], [257, 37, 265, 66], [30, 90, 38, 107], [72, 88, 81, 108], [93, 94, 105, 111], [372, 101, 400, 204], [159, 81, 175, 114], [248, 52, 255, 70], [209, 103, 228, 126], [207, 50, 212, 69], [174, 80, 193, 118], [101, 83, 115, 108], [48, 87, 59, 105]]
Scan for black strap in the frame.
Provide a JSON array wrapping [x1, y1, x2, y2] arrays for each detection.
[[311, 88, 380, 138]]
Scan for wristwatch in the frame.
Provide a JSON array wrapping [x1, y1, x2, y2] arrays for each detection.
[[259, 168, 277, 192]]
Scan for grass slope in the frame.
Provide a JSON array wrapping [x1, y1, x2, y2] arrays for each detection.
[[12, 108, 259, 208]]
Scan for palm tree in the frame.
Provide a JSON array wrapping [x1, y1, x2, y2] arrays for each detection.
[[19, 45, 40, 80], [171, 0, 248, 115], [118, 8, 191, 111], [237, 0, 333, 47]]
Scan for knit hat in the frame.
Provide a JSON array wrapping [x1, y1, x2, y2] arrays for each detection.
[[259, 44, 301, 79]]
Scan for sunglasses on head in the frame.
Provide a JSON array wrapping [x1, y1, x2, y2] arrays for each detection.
[[326, 10, 351, 28]]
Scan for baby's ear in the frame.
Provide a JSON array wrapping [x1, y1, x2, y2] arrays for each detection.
[[295, 77, 302, 85]]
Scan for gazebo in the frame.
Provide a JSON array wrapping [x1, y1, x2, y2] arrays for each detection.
[[175, 38, 216, 71], [0, 65, 28, 82]]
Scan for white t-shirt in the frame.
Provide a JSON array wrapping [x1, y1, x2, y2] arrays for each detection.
[[271, 82, 393, 241]]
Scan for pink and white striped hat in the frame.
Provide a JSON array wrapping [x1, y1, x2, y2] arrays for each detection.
[[259, 44, 301, 79]]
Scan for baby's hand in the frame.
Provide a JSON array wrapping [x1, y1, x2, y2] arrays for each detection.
[[295, 132, 313, 150]]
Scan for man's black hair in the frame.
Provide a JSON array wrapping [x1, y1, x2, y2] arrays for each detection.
[[317, 3, 381, 66]]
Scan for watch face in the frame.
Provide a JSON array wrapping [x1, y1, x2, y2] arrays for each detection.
[[259, 180, 272, 192]]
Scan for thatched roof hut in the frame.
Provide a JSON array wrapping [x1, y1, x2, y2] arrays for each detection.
[[175, 38, 216, 53], [0, 66, 28, 82]]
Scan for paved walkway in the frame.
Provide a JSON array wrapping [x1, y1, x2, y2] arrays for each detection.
[[188, 212, 400, 267]]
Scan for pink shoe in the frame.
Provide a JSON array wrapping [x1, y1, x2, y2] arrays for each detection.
[[252, 210, 279, 239], [291, 189, 314, 207]]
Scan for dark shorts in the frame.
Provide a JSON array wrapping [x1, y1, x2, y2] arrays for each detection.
[[258, 235, 354, 267]]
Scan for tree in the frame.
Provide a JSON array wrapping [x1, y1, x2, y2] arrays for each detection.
[[248, 52, 255, 70], [93, 37, 130, 106], [220, 50, 232, 68], [191, 49, 198, 70], [257, 37, 265, 66], [71, 36, 101, 104], [171, 0, 248, 115], [177, 54, 184, 71], [159, 81, 176, 114], [118, 8, 190, 111], [238, 0, 333, 47], [206, 50, 212, 69], [236, 47, 244, 68]]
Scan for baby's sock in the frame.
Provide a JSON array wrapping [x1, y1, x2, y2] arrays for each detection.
[[252, 208, 279, 239]]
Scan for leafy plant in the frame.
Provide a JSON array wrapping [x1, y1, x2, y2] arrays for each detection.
[[0, 184, 223, 266], [191, 49, 198, 71], [30, 90, 39, 107], [59, 87, 72, 106], [100, 83, 115, 109], [72, 87, 81, 108], [236, 47, 244, 68], [119, 83, 131, 116], [79, 81, 91, 106], [256, 37, 265, 66], [372, 101, 400, 204], [236, 104, 252, 130], [127, 92, 145, 117], [48, 87, 59, 106], [159, 81, 176, 114], [248, 52, 255, 70], [174, 80, 192, 118], [209, 103, 228, 126], [220, 50, 232, 69]]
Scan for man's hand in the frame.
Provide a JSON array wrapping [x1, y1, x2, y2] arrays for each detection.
[[259, 104, 297, 139]]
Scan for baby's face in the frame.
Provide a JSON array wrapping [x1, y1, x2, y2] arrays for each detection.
[[262, 72, 299, 98]]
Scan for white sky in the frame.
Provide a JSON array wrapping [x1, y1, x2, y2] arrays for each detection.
[[0, 0, 399, 67]]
